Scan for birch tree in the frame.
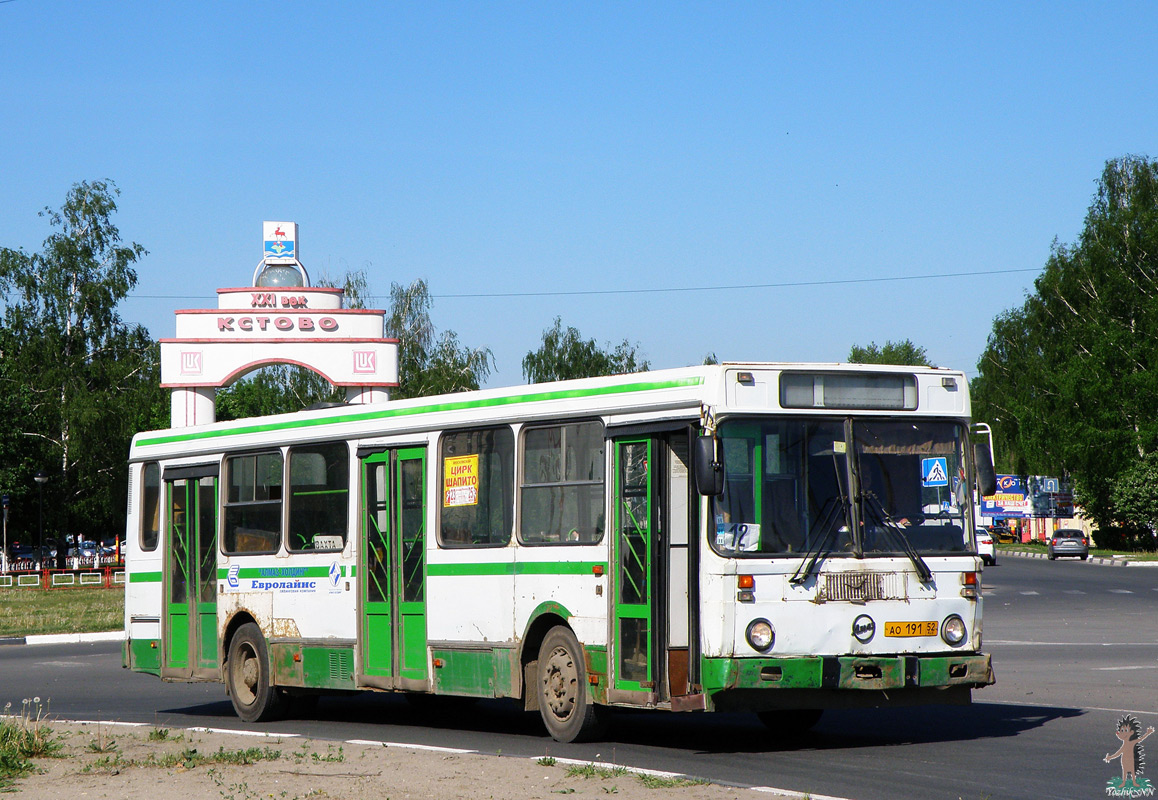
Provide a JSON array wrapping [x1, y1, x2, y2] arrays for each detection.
[[972, 156, 1158, 525], [0, 180, 165, 545]]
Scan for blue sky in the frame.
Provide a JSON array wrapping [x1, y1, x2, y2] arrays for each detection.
[[2, 2, 1155, 387]]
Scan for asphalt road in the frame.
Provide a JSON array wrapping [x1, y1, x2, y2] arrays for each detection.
[[2, 556, 1155, 800]]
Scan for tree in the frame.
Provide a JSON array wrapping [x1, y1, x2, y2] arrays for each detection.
[[972, 156, 1158, 525], [385, 279, 494, 399], [847, 340, 933, 367], [522, 318, 650, 383], [0, 180, 166, 547]]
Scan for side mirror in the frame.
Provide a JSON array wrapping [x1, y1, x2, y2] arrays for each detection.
[[695, 435, 724, 496], [974, 442, 996, 497]]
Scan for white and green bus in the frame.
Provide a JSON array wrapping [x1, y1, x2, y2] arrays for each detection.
[[124, 363, 996, 742]]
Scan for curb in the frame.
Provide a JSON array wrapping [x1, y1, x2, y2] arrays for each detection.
[[999, 549, 1158, 567], [0, 630, 124, 647]]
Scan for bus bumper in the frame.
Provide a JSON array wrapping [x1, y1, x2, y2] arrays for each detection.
[[701, 653, 993, 712]]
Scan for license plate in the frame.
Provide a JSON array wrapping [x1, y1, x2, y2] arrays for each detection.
[[884, 620, 938, 637]]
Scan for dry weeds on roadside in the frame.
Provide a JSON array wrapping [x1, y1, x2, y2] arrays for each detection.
[[2, 713, 771, 800]]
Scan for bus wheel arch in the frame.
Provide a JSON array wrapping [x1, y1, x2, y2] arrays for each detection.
[[223, 615, 286, 723], [519, 604, 573, 706], [534, 625, 608, 743]]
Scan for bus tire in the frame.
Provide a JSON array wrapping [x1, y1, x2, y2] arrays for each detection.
[[226, 622, 286, 723], [537, 626, 607, 743], [756, 708, 823, 735]]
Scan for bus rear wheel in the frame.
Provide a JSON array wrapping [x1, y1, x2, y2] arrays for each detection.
[[537, 626, 607, 743], [227, 622, 286, 723]]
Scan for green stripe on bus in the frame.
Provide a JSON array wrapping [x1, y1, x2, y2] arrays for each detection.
[[136, 377, 703, 448], [427, 561, 605, 577], [129, 571, 162, 583]]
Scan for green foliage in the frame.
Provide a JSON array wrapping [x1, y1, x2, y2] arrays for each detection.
[[847, 339, 933, 366], [385, 278, 493, 399], [1110, 452, 1158, 530], [0, 180, 166, 547], [1091, 525, 1158, 553], [522, 317, 649, 383], [973, 156, 1158, 525]]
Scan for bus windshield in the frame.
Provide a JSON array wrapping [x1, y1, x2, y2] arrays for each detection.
[[711, 417, 971, 559]]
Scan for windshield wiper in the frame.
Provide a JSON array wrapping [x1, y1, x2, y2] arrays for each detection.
[[792, 448, 855, 585], [789, 495, 845, 585], [860, 491, 933, 583]]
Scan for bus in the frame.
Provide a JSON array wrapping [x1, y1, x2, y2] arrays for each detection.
[[123, 363, 996, 742]]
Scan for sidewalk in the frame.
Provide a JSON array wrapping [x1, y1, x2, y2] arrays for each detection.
[[0, 630, 124, 646]]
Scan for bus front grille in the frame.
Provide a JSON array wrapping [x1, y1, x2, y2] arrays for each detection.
[[821, 572, 905, 602]]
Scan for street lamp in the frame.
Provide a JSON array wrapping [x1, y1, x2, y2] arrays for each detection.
[[34, 471, 48, 562]]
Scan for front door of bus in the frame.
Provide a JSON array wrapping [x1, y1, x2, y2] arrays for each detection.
[[612, 438, 657, 693], [360, 448, 428, 688], [163, 476, 218, 678]]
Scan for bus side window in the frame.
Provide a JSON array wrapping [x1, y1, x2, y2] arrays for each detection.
[[519, 421, 605, 545], [439, 426, 514, 548], [223, 452, 283, 555], [287, 442, 349, 552], [140, 462, 161, 552]]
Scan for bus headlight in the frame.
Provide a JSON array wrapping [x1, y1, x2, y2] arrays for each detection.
[[941, 614, 967, 647], [746, 619, 775, 652]]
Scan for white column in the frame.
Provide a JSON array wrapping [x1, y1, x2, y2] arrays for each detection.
[[171, 387, 217, 427], [345, 386, 390, 405]]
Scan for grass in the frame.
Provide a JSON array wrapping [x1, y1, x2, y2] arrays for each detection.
[[559, 761, 709, 790], [0, 586, 123, 637], [0, 699, 64, 790], [81, 745, 282, 774]]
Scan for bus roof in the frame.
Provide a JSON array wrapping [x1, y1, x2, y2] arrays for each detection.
[[131, 362, 969, 460]]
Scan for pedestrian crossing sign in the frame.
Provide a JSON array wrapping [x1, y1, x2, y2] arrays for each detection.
[[922, 457, 949, 487]]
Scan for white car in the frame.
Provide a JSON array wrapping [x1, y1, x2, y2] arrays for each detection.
[[974, 528, 996, 566]]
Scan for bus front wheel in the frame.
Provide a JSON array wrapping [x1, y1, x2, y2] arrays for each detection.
[[226, 622, 286, 723], [537, 626, 608, 743]]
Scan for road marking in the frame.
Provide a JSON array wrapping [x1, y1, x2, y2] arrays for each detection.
[[1109, 589, 1134, 594], [538, 757, 688, 779], [751, 788, 853, 800], [1093, 665, 1158, 671], [346, 739, 474, 754], [70, 720, 147, 727], [188, 727, 299, 738], [1063, 590, 1086, 594], [986, 699, 1158, 718], [1019, 591, 1040, 595]]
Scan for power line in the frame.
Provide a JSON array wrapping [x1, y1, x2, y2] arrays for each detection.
[[124, 266, 1038, 302]]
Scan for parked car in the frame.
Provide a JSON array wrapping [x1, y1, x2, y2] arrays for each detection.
[[975, 528, 996, 566], [989, 524, 1018, 544], [67, 541, 100, 558], [1048, 528, 1089, 560]]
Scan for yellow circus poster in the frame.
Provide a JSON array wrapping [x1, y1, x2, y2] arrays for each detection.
[[443, 454, 479, 507]]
